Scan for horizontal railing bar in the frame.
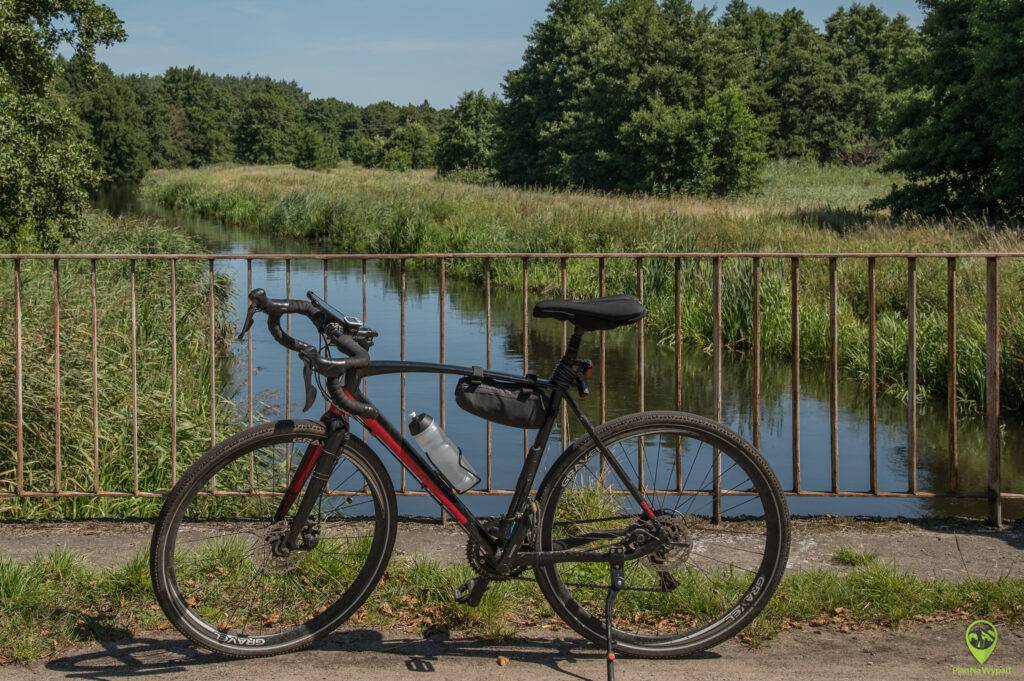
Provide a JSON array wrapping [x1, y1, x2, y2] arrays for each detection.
[[5, 252, 1024, 260]]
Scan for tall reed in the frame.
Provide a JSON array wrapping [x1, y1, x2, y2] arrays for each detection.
[[0, 212, 238, 519]]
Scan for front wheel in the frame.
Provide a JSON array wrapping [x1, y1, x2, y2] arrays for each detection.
[[150, 419, 397, 657], [534, 411, 790, 658]]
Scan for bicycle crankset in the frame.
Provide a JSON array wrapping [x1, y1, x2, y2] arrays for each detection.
[[466, 518, 529, 580]]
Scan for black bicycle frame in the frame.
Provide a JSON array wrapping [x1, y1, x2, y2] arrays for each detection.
[[280, 333, 658, 569]]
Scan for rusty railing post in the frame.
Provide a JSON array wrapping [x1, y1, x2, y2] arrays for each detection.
[[907, 257, 917, 494], [13, 259, 24, 495], [868, 257, 878, 494], [986, 257, 1002, 527], [52, 259, 62, 494], [712, 256, 722, 523], [790, 257, 800, 493], [946, 257, 958, 494], [751, 257, 761, 449], [829, 257, 839, 493]]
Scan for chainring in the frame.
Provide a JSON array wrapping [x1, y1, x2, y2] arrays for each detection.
[[466, 519, 528, 580]]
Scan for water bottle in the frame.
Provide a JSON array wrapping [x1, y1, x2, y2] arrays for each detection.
[[408, 412, 480, 492]]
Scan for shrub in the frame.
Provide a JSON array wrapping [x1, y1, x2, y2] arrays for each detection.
[[436, 90, 501, 176], [292, 127, 338, 170]]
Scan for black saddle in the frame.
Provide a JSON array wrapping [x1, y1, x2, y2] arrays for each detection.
[[533, 294, 646, 331]]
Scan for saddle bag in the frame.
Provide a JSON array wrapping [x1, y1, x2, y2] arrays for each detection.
[[454, 369, 548, 429]]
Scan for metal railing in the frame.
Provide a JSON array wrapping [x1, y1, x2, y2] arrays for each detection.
[[2, 251, 1019, 525]]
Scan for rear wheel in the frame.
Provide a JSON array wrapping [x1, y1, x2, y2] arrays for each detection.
[[150, 419, 396, 657], [534, 411, 789, 658]]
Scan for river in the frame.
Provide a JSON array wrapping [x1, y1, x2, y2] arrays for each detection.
[[101, 190, 1023, 520]]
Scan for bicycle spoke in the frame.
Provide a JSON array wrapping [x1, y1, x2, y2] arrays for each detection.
[[165, 430, 388, 644], [548, 420, 784, 646]]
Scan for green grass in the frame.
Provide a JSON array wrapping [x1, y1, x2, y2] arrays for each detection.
[[140, 161, 1024, 414], [0, 212, 240, 519], [1, 546, 1021, 664], [831, 546, 881, 567]]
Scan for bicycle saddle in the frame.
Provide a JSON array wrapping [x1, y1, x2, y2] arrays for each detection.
[[533, 294, 646, 331]]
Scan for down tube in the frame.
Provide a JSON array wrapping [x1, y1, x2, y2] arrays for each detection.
[[357, 412, 479, 530]]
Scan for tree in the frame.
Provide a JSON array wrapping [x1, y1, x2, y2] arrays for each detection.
[[435, 90, 501, 175], [497, 0, 762, 194], [235, 91, 294, 164], [124, 74, 187, 168], [304, 97, 361, 156], [0, 0, 126, 249], [883, 0, 1024, 220], [384, 122, 437, 169], [825, 3, 919, 163], [292, 128, 338, 170], [162, 66, 233, 167], [763, 10, 850, 162], [62, 56, 149, 183]]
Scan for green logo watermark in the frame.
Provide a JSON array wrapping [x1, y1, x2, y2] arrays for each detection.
[[952, 620, 1012, 676], [966, 620, 999, 665]]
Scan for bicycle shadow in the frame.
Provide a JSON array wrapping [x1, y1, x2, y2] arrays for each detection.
[[44, 629, 720, 680]]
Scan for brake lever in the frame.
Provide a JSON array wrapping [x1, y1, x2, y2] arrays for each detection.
[[301, 359, 318, 412], [295, 349, 321, 412], [238, 301, 257, 341]]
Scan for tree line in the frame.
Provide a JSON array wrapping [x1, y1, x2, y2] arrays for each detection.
[[56, 58, 450, 181], [3, 0, 1022, 250], [444, 0, 1023, 221]]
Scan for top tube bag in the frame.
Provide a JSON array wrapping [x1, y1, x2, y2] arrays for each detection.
[[454, 369, 548, 429]]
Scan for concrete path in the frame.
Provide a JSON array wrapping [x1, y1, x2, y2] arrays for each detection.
[[2, 517, 1022, 579], [5, 623, 1022, 681]]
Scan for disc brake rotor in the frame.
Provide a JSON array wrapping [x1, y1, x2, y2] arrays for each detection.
[[640, 515, 692, 571], [253, 520, 303, 574]]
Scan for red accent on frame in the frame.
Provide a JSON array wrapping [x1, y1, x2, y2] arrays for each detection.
[[330, 389, 469, 526], [281, 443, 323, 512], [361, 417, 470, 526], [640, 500, 656, 519]]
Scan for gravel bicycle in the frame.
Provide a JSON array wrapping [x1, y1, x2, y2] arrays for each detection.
[[151, 287, 790, 680]]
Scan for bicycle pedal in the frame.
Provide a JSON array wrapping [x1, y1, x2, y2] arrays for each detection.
[[454, 576, 490, 606]]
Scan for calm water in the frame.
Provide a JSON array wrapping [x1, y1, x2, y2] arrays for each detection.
[[120, 196, 1023, 520]]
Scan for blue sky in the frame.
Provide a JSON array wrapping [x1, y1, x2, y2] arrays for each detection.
[[96, 1, 925, 108]]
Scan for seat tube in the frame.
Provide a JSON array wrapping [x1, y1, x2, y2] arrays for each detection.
[[505, 387, 563, 519]]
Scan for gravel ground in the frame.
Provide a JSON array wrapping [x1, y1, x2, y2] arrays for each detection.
[[5, 622, 1021, 681]]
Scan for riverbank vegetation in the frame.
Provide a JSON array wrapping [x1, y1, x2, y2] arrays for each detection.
[[0, 212, 236, 519], [2, 546, 1022, 663], [47, 2, 1023, 223], [141, 161, 1024, 416]]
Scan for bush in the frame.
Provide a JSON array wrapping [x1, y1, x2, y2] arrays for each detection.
[[436, 90, 501, 176], [618, 86, 765, 195], [379, 146, 412, 171], [384, 123, 437, 170], [292, 127, 338, 170], [342, 132, 385, 167]]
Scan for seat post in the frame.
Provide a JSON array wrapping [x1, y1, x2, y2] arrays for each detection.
[[563, 327, 585, 362]]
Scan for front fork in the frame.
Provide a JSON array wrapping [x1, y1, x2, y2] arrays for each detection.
[[273, 416, 351, 552]]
